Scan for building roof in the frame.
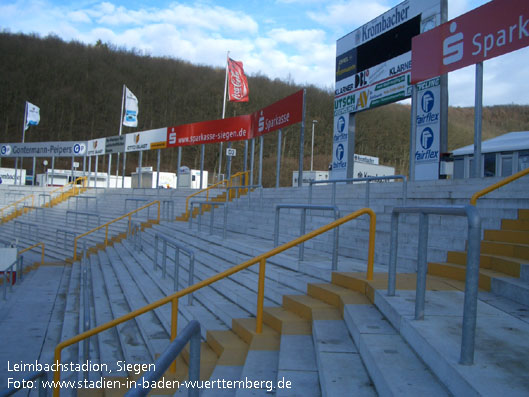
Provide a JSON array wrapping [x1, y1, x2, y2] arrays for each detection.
[[452, 131, 529, 156]]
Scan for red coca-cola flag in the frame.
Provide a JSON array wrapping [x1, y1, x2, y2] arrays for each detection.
[[227, 57, 249, 102]]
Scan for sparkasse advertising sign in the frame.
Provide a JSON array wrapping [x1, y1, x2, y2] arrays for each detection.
[[252, 90, 304, 137], [167, 115, 252, 148], [411, 0, 529, 83]]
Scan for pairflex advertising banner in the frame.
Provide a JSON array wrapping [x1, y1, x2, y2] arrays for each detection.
[[87, 138, 106, 156], [167, 115, 252, 147], [412, 0, 529, 84], [331, 114, 350, 180], [125, 128, 167, 152], [414, 77, 441, 180], [335, 0, 441, 115], [252, 90, 304, 138], [0, 141, 87, 158]]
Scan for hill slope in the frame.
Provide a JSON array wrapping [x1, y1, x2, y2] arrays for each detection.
[[1, 32, 528, 186]]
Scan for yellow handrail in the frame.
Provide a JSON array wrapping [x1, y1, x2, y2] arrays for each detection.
[[73, 200, 160, 261], [182, 171, 249, 220], [183, 179, 230, 219], [470, 167, 529, 205], [18, 242, 45, 265], [0, 194, 35, 222], [228, 171, 250, 200], [53, 207, 376, 396], [48, 176, 87, 202]]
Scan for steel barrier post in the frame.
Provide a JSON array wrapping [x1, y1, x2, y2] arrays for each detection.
[[460, 205, 481, 365], [388, 212, 399, 296], [162, 240, 167, 279], [415, 213, 429, 320], [300, 208, 306, 261], [256, 258, 266, 334]]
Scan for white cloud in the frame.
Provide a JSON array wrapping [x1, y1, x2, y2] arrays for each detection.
[[307, 0, 389, 33], [0, 0, 526, 106]]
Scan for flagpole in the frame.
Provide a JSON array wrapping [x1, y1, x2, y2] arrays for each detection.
[[20, 102, 28, 185], [119, 84, 125, 136], [22, 101, 28, 143], [116, 84, 125, 187], [219, 51, 229, 181]]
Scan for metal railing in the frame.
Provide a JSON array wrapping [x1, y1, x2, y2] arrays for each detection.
[[66, 210, 101, 228], [274, 204, 341, 270], [3, 242, 46, 299], [470, 166, 529, 205], [189, 200, 228, 239], [18, 242, 45, 266], [226, 171, 249, 200], [161, 199, 175, 221], [53, 208, 376, 396], [0, 194, 35, 222], [38, 193, 51, 207], [13, 220, 39, 239], [227, 184, 263, 208], [22, 205, 45, 222], [125, 320, 201, 397], [73, 200, 160, 261], [81, 242, 91, 380], [0, 370, 47, 396], [68, 195, 97, 211], [2, 256, 22, 300], [308, 175, 407, 207], [154, 233, 195, 305], [387, 205, 481, 365], [46, 176, 87, 207], [181, 180, 229, 220], [180, 171, 249, 220]]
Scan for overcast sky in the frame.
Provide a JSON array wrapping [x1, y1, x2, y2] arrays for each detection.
[[0, 0, 527, 107]]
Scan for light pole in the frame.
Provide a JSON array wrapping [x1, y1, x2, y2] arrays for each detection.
[[311, 120, 318, 172], [43, 160, 48, 186]]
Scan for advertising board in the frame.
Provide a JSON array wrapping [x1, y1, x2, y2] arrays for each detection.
[[167, 115, 252, 148], [167, 90, 304, 148], [414, 77, 441, 180], [0, 141, 87, 158], [87, 138, 106, 156], [252, 90, 304, 137], [335, 0, 441, 115], [412, 0, 529, 84], [331, 113, 350, 180], [125, 128, 167, 152], [105, 135, 125, 154]]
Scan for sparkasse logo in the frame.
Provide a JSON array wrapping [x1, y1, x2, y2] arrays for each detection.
[[443, 22, 464, 65]]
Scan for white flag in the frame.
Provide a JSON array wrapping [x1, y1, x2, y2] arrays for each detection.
[[25, 102, 40, 131], [123, 87, 138, 127]]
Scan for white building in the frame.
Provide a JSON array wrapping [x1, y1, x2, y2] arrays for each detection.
[[452, 131, 529, 179], [292, 154, 395, 186]]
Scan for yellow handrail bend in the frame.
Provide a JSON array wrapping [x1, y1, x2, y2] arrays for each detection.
[[470, 167, 529, 205]]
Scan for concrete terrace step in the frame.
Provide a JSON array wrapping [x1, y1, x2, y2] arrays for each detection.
[[373, 288, 529, 396]]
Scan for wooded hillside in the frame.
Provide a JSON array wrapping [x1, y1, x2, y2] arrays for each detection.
[[1, 32, 529, 186]]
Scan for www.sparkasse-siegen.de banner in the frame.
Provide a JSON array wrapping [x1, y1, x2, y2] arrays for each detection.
[[167, 90, 303, 148]]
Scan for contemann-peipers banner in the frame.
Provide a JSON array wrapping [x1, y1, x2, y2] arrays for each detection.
[[0, 141, 87, 158]]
